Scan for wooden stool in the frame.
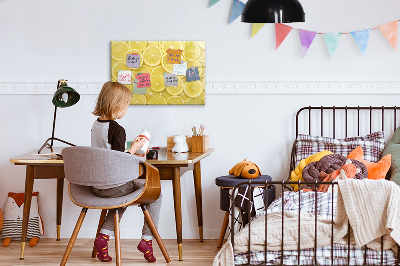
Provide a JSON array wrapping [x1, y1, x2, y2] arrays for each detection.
[[215, 175, 275, 248]]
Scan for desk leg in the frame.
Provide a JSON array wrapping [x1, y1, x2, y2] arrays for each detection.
[[172, 167, 183, 261], [193, 161, 203, 242], [20, 165, 34, 259], [56, 178, 64, 241]]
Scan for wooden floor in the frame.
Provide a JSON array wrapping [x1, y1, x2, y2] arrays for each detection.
[[0, 239, 221, 265]]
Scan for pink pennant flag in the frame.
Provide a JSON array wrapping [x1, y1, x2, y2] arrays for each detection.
[[378, 21, 398, 50], [275, 23, 293, 49], [298, 29, 317, 58]]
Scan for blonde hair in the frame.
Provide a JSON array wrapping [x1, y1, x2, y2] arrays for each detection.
[[93, 81, 132, 120]]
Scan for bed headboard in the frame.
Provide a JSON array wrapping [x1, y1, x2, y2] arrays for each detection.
[[290, 106, 400, 179]]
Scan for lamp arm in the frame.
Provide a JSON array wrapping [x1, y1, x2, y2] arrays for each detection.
[[50, 105, 57, 148]]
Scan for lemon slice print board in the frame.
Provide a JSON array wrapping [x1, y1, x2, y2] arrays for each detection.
[[111, 41, 205, 105]]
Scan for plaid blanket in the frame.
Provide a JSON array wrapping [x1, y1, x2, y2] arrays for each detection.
[[234, 191, 397, 265]]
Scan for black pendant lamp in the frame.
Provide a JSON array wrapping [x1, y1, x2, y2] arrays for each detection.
[[242, 0, 305, 23]]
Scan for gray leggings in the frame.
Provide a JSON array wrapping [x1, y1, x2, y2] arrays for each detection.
[[92, 180, 162, 240]]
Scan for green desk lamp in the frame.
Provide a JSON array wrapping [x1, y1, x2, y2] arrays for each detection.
[[38, 79, 80, 154]]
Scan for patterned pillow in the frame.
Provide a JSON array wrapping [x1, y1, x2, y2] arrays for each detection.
[[294, 131, 385, 166]]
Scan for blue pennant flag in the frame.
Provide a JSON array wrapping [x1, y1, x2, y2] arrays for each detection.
[[229, 0, 245, 23], [351, 29, 371, 55], [209, 0, 221, 7], [323, 33, 341, 58]]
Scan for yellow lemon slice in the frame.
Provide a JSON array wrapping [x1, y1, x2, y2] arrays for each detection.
[[151, 66, 164, 76], [197, 41, 206, 50], [150, 75, 165, 92], [148, 41, 159, 47], [183, 43, 201, 61], [166, 79, 185, 95], [184, 81, 203, 97], [131, 94, 146, 105], [149, 95, 167, 105], [112, 41, 129, 61], [132, 65, 150, 77], [143, 45, 163, 66], [161, 41, 183, 53], [161, 53, 174, 73], [167, 96, 184, 105], [187, 61, 205, 78], [124, 49, 143, 68], [185, 97, 205, 105], [112, 62, 131, 81], [128, 41, 147, 51]]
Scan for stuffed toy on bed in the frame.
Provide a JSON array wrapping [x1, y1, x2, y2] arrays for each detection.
[[229, 159, 261, 179], [1, 192, 44, 247]]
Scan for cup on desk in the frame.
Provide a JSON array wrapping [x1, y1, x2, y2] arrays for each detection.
[[146, 150, 158, 160]]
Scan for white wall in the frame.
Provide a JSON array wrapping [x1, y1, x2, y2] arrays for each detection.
[[1, 0, 400, 240]]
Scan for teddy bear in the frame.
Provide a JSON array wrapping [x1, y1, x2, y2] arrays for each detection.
[[172, 135, 189, 153], [1, 192, 44, 247], [229, 159, 261, 179]]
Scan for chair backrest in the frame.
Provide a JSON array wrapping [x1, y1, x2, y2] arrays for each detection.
[[62, 146, 145, 187]]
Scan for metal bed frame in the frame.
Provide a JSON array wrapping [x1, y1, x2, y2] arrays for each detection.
[[230, 106, 400, 266]]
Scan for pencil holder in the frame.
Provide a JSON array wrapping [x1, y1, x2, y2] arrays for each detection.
[[191, 135, 209, 153]]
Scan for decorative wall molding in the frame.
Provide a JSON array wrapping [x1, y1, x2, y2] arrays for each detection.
[[1, 81, 400, 95]]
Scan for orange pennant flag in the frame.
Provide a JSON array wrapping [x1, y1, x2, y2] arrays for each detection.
[[378, 21, 398, 50], [275, 23, 293, 49]]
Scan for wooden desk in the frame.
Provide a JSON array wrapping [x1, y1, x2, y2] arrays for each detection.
[[10, 147, 213, 261]]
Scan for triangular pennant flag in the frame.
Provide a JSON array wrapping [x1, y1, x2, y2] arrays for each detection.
[[323, 33, 341, 58], [351, 29, 370, 55], [298, 29, 317, 58], [229, 0, 245, 24], [275, 23, 293, 49], [251, 23, 266, 38], [378, 21, 398, 50], [209, 0, 220, 7]]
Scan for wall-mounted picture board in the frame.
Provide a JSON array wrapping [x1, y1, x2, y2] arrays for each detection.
[[111, 41, 205, 105]]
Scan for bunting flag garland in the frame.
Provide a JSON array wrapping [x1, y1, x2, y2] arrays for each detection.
[[378, 21, 398, 50], [351, 29, 370, 55], [251, 23, 266, 38], [298, 30, 317, 58], [229, 0, 245, 24], [209, 0, 220, 7], [275, 23, 293, 49], [323, 33, 341, 58]]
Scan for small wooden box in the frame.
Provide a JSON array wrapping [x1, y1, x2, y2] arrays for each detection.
[[191, 135, 209, 153], [167, 135, 192, 151]]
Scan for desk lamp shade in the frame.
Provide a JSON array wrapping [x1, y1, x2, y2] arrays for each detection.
[[52, 84, 80, 108], [241, 0, 305, 23], [38, 80, 80, 154]]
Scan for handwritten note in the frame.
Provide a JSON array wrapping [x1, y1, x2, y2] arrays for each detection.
[[117, 70, 132, 84], [164, 73, 178, 87], [186, 67, 200, 82], [126, 53, 141, 68], [132, 83, 147, 94], [167, 49, 183, 64], [136, 73, 151, 88], [172, 61, 187, 76]]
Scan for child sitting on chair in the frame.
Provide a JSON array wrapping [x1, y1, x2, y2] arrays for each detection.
[[91, 81, 162, 263]]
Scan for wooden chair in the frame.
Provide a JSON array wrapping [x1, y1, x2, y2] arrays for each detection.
[[60, 146, 171, 265]]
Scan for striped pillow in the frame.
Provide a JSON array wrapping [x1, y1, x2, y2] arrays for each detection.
[[294, 131, 385, 166]]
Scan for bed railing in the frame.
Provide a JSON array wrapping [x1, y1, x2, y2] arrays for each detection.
[[230, 180, 400, 266]]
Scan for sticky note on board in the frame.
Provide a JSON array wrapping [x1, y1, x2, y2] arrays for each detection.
[[117, 70, 132, 84], [132, 83, 147, 94], [186, 67, 200, 82], [172, 62, 187, 76], [167, 49, 183, 64], [126, 53, 141, 68], [136, 73, 151, 88], [164, 73, 178, 87]]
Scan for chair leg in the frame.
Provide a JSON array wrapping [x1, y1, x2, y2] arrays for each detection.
[[60, 208, 88, 266], [141, 205, 171, 263], [217, 211, 230, 248], [114, 209, 121, 266], [91, 209, 108, 258]]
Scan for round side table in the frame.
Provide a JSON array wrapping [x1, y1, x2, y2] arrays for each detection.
[[215, 175, 275, 248]]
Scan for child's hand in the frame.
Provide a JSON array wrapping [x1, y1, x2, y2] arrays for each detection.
[[129, 137, 147, 155]]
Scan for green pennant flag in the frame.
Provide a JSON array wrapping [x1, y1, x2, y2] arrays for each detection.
[[209, 0, 220, 7]]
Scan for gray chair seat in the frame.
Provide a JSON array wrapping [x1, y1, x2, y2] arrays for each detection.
[[69, 180, 145, 208]]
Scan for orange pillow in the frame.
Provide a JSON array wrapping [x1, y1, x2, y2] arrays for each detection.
[[347, 146, 391, 180]]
